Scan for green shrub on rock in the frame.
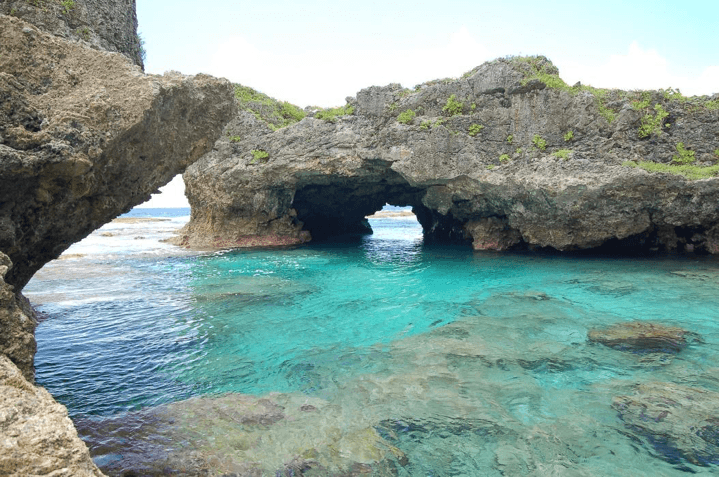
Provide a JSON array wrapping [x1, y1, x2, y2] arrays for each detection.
[[638, 104, 669, 138], [672, 142, 695, 165], [532, 134, 547, 151], [250, 149, 269, 164], [315, 105, 355, 122], [442, 94, 464, 116], [397, 109, 416, 125], [623, 160, 719, 180], [553, 149, 572, 160], [468, 124, 484, 137]]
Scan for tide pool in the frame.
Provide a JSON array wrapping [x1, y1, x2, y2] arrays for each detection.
[[25, 212, 719, 475]]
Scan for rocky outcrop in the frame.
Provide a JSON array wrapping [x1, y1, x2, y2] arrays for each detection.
[[177, 56, 719, 254], [0, 355, 103, 476], [0, 0, 144, 68], [0, 14, 236, 290]]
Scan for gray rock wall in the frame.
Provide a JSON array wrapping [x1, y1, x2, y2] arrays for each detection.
[[0, 0, 144, 68], [178, 57, 719, 254]]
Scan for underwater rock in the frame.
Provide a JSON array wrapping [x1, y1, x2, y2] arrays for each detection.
[[587, 321, 695, 353], [75, 392, 407, 476], [613, 382, 719, 467]]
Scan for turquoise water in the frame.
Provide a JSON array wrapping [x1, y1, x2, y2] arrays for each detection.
[[25, 212, 719, 475]]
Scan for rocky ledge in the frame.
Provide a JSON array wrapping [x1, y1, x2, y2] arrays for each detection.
[[175, 57, 719, 254], [0, 14, 236, 291]]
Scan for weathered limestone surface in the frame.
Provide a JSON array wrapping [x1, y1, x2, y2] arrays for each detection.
[[178, 57, 719, 254], [0, 0, 144, 68], [0, 355, 103, 476], [0, 11, 235, 477], [0, 253, 35, 382], [0, 14, 236, 290]]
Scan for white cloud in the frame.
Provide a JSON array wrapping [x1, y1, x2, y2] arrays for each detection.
[[560, 42, 718, 96], [208, 26, 489, 107]]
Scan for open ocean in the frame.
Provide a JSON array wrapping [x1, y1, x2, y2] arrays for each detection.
[[23, 207, 719, 476]]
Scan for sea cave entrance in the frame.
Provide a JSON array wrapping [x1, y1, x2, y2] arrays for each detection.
[[290, 176, 469, 244]]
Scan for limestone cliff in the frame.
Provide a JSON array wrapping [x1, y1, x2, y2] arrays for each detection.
[[0, 10, 235, 475], [178, 57, 719, 254], [0, 15, 236, 291], [0, 0, 145, 68]]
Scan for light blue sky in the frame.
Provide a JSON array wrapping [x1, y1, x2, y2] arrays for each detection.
[[135, 0, 719, 207]]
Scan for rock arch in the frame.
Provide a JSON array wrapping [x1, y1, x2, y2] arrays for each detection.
[[175, 57, 719, 254]]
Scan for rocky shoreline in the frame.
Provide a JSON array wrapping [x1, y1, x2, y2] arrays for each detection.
[[2, 0, 719, 475]]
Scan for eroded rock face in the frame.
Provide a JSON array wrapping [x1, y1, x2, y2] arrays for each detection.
[[0, 0, 144, 68], [0, 355, 103, 476], [0, 253, 36, 382], [178, 57, 719, 254], [0, 15, 236, 290]]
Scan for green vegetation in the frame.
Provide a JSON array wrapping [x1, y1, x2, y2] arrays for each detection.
[[250, 149, 269, 164], [508, 55, 622, 123], [314, 104, 354, 122], [434, 118, 445, 127], [468, 123, 484, 137], [499, 154, 510, 163], [553, 149, 572, 160], [632, 91, 652, 110], [397, 109, 416, 125], [515, 147, 523, 154], [623, 160, 719, 180], [487, 165, 496, 170], [707, 99, 719, 110], [638, 104, 669, 138], [228, 135, 242, 143], [60, 0, 74, 14], [532, 134, 547, 151], [420, 120, 432, 130], [506, 134, 513, 144], [234, 85, 307, 130], [77, 27, 90, 41], [471, 103, 477, 111], [563, 130, 574, 142], [672, 142, 696, 164], [442, 94, 464, 116], [715, 149, 719, 158]]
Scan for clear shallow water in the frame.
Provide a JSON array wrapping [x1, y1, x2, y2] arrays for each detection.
[[24, 209, 719, 476]]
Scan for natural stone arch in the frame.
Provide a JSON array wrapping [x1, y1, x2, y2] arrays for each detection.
[[175, 57, 719, 256]]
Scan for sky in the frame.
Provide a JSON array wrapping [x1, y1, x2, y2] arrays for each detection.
[[134, 0, 719, 208]]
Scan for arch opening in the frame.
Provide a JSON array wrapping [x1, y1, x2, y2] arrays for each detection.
[[290, 178, 470, 245]]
